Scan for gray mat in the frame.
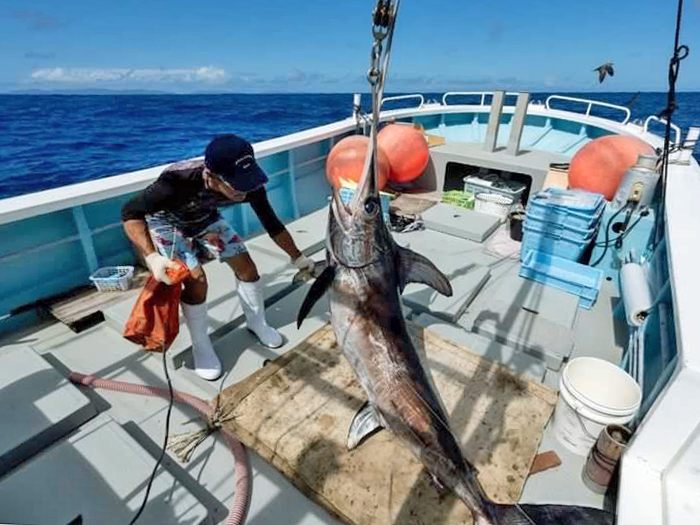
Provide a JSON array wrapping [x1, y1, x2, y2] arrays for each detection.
[[0, 345, 97, 476], [403, 265, 491, 322], [0, 414, 208, 524], [422, 203, 501, 243], [467, 264, 580, 329], [462, 298, 574, 370], [413, 313, 547, 381]]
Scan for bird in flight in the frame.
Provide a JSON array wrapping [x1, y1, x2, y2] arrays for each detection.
[[594, 62, 614, 83]]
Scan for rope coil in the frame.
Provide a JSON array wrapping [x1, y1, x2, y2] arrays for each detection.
[[167, 408, 237, 463]]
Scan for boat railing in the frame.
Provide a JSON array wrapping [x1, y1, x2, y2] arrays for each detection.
[[643, 115, 682, 146], [545, 95, 631, 125], [441, 91, 520, 106], [380, 94, 425, 109]]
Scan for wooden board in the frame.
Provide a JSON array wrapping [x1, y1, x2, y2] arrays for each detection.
[[219, 323, 557, 525], [48, 270, 148, 332]]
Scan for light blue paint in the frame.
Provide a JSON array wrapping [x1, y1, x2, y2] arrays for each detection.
[[418, 112, 611, 157], [71, 206, 99, 274], [288, 150, 300, 219], [590, 206, 657, 282], [0, 111, 645, 338]]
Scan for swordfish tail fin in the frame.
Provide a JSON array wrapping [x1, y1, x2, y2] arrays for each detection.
[[487, 502, 615, 525]]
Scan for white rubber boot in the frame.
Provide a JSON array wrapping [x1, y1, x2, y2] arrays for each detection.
[[181, 302, 222, 381], [237, 279, 284, 348]]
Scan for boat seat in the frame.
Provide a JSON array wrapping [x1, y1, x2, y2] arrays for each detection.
[[0, 345, 97, 477]]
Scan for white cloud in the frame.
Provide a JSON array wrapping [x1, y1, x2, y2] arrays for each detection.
[[30, 66, 227, 84]]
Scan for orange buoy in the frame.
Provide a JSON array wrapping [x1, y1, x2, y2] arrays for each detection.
[[569, 135, 655, 200], [377, 124, 430, 184], [325, 135, 389, 190]]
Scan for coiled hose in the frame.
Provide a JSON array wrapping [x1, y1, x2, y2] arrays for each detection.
[[68, 372, 251, 525]]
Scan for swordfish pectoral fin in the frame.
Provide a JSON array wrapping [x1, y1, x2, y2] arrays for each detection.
[[397, 246, 453, 297], [292, 260, 329, 284], [296, 265, 335, 328], [347, 401, 384, 450]]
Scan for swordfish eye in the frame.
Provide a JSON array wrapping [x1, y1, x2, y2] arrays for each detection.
[[363, 197, 380, 216]]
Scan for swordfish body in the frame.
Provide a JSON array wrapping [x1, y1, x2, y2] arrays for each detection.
[[297, 139, 614, 525]]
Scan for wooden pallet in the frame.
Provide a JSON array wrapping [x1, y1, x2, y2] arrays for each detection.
[[47, 270, 148, 333], [219, 323, 557, 525]]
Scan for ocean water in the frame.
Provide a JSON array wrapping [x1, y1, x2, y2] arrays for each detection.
[[0, 92, 698, 199]]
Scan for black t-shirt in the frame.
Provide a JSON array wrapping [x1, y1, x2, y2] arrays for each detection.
[[121, 159, 285, 237]]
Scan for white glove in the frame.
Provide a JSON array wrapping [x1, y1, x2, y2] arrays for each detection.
[[145, 252, 178, 285], [292, 254, 315, 272]]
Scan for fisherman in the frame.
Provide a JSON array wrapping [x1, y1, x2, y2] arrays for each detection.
[[121, 134, 314, 380]]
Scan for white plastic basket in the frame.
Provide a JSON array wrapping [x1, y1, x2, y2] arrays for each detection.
[[463, 175, 526, 202], [474, 192, 514, 221], [89, 266, 134, 292]]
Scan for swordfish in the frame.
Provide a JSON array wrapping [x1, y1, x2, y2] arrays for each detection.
[[297, 139, 613, 525]]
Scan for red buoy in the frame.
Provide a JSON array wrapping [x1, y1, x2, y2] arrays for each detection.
[[325, 135, 389, 190], [569, 135, 655, 200], [378, 124, 430, 184]]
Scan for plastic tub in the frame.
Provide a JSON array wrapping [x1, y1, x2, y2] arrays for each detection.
[[551, 357, 641, 456], [519, 250, 603, 308], [528, 188, 605, 230]]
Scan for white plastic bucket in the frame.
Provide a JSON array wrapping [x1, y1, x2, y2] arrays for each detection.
[[552, 357, 641, 456]]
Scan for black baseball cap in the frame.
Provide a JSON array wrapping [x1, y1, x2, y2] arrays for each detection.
[[204, 134, 268, 191]]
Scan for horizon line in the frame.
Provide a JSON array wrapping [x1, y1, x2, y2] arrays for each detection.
[[2, 89, 699, 95]]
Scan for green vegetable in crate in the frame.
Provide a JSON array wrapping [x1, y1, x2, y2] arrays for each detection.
[[442, 190, 475, 209]]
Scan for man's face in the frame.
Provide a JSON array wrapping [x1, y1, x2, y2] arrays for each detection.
[[203, 168, 247, 202]]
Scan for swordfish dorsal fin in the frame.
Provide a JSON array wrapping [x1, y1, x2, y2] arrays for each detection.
[[397, 246, 453, 297], [347, 401, 384, 450], [296, 265, 336, 328]]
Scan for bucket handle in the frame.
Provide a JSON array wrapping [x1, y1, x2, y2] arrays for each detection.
[[570, 399, 601, 441]]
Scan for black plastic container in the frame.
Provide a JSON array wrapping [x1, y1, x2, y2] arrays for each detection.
[[509, 212, 525, 241]]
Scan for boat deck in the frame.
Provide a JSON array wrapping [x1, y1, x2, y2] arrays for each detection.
[[0, 204, 625, 524]]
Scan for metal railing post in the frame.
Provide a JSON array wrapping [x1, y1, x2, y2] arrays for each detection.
[[484, 90, 505, 152], [506, 92, 530, 155]]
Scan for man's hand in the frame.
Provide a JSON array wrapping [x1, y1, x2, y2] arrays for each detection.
[[145, 253, 178, 285], [292, 254, 315, 272]]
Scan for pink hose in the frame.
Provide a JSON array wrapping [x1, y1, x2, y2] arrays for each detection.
[[69, 372, 251, 525]]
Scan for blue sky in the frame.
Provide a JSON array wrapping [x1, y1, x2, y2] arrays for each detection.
[[1, 0, 699, 93]]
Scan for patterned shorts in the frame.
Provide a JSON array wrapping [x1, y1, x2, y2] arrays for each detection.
[[146, 214, 247, 270]]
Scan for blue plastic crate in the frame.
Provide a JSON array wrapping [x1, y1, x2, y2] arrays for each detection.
[[519, 250, 604, 309], [523, 215, 597, 241], [338, 186, 391, 221], [527, 188, 605, 230], [521, 220, 595, 261]]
